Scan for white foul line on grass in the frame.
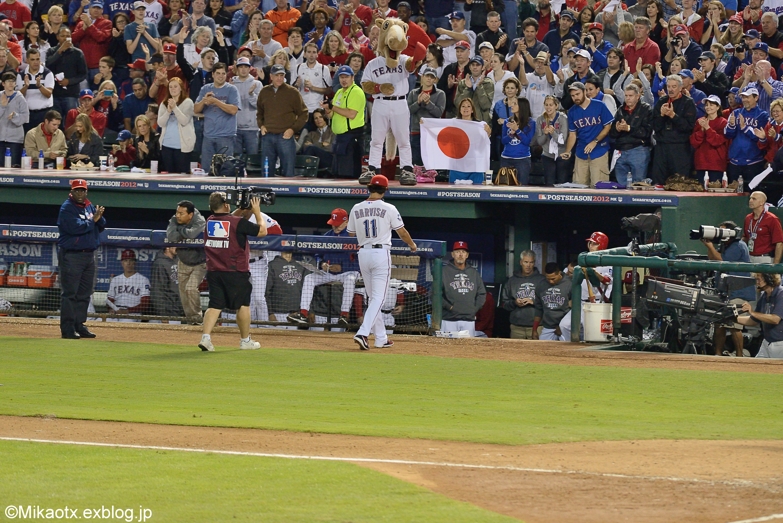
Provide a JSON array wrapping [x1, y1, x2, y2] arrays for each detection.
[[726, 515, 783, 523], [0, 436, 763, 488]]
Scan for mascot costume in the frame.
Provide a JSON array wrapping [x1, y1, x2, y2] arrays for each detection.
[[361, 18, 426, 186]]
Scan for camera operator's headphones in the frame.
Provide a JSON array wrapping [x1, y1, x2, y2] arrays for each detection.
[[762, 273, 778, 288]]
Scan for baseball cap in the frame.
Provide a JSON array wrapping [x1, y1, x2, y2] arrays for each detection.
[[587, 22, 603, 32], [327, 208, 348, 225], [699, 51, 716, 61], [704, 94, 722, 106], [79, 88, 94, 99], [478, 41, 494, 51], [741, 87, 760, 96], [128, 58, 146, 70], [270, 64, 286, 75], [754, 42, 770, 53], [238, 45, 253, 56], [574, 48, 591, 61], [121, 249, 137, 261], [88, 0, 103, 8], [566, 46, 578, 54], [448, 11, 465, 20], [236, 57, 251, 67], [163, 42, 177, 54], [452, 241, 469, 251], [133, 0, 146, 9], [729, 86, 740, 95], [744, 29, 760, 39], [725, 43, 735, 50], [678, 69, 694, 79], [672, 24, 688, 36], [569, 81, 586, 91], [397, 1, 411, 7], [117, 130, 132, 141], [729, 13, 743, 24], [422, 66, 438, 77], [559, 10, 576, 21], [70, 179, 88, 190], [454, 40, 470, 50], [469, 55, 484, 66], [337, 64, 354, 76], [534, 51, 548, 61], [368, 174, 388, 187]]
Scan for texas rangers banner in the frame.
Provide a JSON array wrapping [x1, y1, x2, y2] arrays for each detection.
[[420, 118, 491, 173]]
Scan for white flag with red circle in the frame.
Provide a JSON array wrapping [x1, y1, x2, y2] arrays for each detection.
[[420, 118, 491, 173]]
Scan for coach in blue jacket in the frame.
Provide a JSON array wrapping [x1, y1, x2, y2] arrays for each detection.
[[57, 178, 106, 340]]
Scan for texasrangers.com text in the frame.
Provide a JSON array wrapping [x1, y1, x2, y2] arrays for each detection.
[[4, 505, 152, 522]]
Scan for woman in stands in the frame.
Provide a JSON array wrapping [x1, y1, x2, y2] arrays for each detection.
[[108, 13, 132, 86], [92, 80, 124, 141], [533, 95, 570, 186], [208, 0, 234, 44], [241, 11, 264, 46], [578, 6, 594, 29], [599, 48, 631, 105], [158, 77, 194, 174], [717, 13, 744, 48], [690, 95, 728, 183], [760, 99, 783, 164], [645, 0, 665, 48], [132, 114, 161, 170], [20, 21, 50, 65], [300, 108, 335, 174], [419, 43, 444, 80], [158, 0, 185, 37], [491, 77, 520, 159], [701, 1, 727, 46], [318, 30, 349, 75], [500, 98, 535, 185], [449, 98, 491, 184], [66, 113, 103, 167], [41, 5, 64, 48], [488, 53, 515, 105], [184, 26, 215, 70]]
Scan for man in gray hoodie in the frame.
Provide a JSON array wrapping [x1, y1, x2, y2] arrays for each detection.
[[441, 240, 487, 337], [533, 262, 572, 341], [166, 200, 207, 324], [502, 250, 548, 339]]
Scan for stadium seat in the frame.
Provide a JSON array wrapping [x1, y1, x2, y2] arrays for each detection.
[[295, 155, 319, 177]]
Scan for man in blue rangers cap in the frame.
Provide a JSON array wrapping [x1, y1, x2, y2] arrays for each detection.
[[57, 178, 106, 339]]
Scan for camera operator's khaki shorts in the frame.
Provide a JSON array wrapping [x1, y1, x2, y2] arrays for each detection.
[[721, 298, 755, 330]]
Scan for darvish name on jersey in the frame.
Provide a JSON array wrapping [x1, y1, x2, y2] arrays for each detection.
[[353, 207, 388, 219], [450, 273, 475, 294]]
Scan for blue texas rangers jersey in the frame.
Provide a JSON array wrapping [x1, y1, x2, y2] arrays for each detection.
[[567, 98, 615, 160]]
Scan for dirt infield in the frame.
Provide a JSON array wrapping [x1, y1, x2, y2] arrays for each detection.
[[3, 318, 783, 522]]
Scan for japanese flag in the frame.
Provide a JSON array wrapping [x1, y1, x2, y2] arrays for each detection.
[[421, 118, 491, 173]]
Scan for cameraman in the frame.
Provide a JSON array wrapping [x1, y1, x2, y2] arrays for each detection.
[[736, 273, 783, 358], [702, 220, 756, 356], [665, 25, 702, 71], [198, 191, 268, 352]]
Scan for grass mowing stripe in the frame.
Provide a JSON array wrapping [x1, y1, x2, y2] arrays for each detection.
[[1, 337, 782, 445], [0, 440, 518, 523]]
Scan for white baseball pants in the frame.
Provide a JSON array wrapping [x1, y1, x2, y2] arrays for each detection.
[[440, 320, 476, 337], [249, 257, 269, 321], [300, 271, 358, 313], [357, 247, 391, 345], [368, 99, 412, 169]]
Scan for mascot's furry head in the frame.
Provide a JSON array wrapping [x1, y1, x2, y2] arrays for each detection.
[[375, 18, 409, 69]]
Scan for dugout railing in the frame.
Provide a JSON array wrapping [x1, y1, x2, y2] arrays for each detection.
[[0, 224, 447, 333]]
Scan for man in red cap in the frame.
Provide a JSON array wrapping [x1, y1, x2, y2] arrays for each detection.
[[56, 179, 105, 339], [287, 208, 360, 329], [348, 175, 417, 349], [65, 89, 107, 137], [664, 23, 703, 70], [440, 240, 487, 337], [148, 43, 188, 104]]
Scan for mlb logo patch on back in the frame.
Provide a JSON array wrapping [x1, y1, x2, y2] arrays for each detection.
[[208, 221, 230, 238]]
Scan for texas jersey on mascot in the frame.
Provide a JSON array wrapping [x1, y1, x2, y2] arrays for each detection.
[[361, 18, 426, 187]]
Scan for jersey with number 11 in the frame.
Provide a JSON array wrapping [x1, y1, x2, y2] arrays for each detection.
[[347, 199, 405, 247]]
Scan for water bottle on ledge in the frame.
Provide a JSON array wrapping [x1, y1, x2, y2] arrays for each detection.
[[38, 149, 44, 169], [722, 172, 728, 188], [4, 147, 10, 168], [737, 175, 744, 194], [626, 171, 632, 189], [263, 157, 269, 178], [703, 172, 709, 190]]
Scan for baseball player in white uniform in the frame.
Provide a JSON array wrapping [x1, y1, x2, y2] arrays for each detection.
[[347, 174, 417, 350], [106, 249, 151, 320]]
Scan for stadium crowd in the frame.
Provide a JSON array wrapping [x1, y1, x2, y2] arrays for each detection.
[[0, 0, 782, 188]]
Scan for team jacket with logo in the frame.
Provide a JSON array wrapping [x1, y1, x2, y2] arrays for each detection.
[[442, 262, 487, 322], [501, 270, 548, 327], [534, 278, 572, 328]]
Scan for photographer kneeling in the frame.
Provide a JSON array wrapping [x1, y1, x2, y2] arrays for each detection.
[[735, 273, 783, 359], [702, 220, 756, 357]]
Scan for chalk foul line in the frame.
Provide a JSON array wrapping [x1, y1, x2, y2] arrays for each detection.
[[0, 436, 764, 488]]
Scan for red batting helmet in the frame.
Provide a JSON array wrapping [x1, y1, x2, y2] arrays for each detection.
[[586, 231, 609, 250], [369, 174, 389, 188]]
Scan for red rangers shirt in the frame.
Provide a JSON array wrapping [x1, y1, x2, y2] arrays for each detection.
[[744, 210, 783, 256]]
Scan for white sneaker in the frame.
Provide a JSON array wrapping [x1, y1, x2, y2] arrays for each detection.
[[199, 336, 214, 352], [239, 338, 260, 350]]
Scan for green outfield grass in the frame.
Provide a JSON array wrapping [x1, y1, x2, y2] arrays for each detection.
[[0, 440, 516, 522], [1, 337, 782, 445]]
